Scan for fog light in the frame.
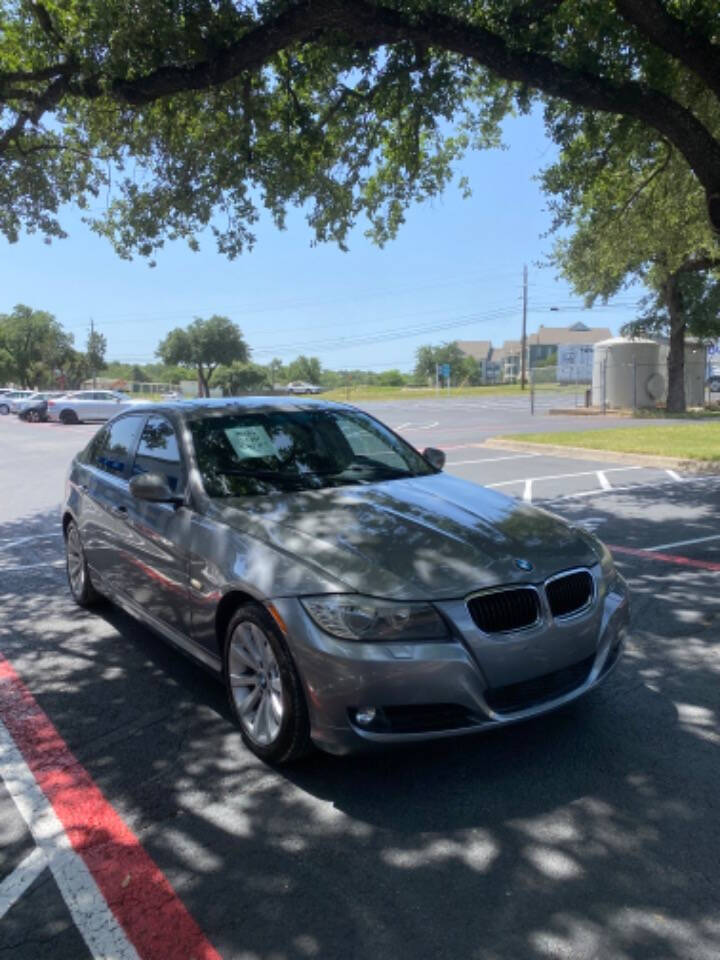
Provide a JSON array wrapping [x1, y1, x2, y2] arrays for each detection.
[[355, 707, 377, 727]]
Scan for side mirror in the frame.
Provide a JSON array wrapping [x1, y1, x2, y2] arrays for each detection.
[[130, 473, 182, 504], [422, 447, 446, 471]]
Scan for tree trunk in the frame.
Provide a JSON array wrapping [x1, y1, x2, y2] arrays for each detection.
[[664, 273, 686, 413]]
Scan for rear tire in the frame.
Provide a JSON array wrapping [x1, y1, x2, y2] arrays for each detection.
[[60, 409, 79, 425], [0, 403, 9, 415], [27, 409, 40, 423], [224, 603, 311, 764], [65, 521, 102, 607]]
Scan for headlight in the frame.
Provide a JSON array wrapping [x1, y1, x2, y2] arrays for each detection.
[[300, 595, 449, 642]]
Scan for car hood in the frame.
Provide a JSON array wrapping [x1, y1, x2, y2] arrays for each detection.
[[212, 473, 598, 600]]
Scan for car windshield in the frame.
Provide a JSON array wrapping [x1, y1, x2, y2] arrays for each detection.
[[189, 408, 436, 497]]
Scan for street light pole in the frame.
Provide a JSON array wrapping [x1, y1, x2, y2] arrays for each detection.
[[520, 264, 528, 390], [90, 317, 96, 390]]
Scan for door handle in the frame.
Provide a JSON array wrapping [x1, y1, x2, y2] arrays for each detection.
[[79, 483, 89, 493], [112, 504, 128, 517]]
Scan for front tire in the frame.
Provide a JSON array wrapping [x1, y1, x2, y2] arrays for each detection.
[[65, 521, 102, 607], [0, 403, 9, 415], [27, 409, 41, 422], [224, 604, 311, 764], [60, 409, 80, 425]]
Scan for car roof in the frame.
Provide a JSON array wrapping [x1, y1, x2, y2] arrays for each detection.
[[120, 396, 351, 420]]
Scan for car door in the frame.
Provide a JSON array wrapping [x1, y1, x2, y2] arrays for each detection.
[[122, 414, 193, 637], [91, 391, 119, 420], [80, 413, 146, 592]]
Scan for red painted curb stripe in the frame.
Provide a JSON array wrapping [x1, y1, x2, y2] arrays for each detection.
[[608, 544, 720, 572], [0, 655, 222, 960]]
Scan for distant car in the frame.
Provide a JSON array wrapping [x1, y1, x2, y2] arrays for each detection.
[[18, 398, 49, 422], [0, 390, 33, 415], [14, 392, 62, 421], [48, 390, 143, 424], [162, 391, 184, 401], [286, 381, 322, 395], [707, 373, 720, 393]]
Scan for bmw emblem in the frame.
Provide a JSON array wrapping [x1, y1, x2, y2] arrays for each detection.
[[514, 558, 533, 572]]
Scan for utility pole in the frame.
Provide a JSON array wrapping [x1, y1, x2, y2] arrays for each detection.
[[520, 265, 528, 390], [90, 317, 96, 389]]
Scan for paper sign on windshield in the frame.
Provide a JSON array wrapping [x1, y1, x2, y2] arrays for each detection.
[[224, 425, 277, 460]]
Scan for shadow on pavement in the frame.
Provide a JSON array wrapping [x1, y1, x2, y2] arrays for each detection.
[[1, 487, 719, 960]]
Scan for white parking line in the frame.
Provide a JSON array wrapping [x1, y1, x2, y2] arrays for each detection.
[[486, 466, 643, 489], [544, 473, 720, 503], [523, 479, 533, 502], [597, 471, 612, 491], [0, 717, 142, 960], [0, 846, 47, 919], [446, 454, 540, 466], [0, 561, 64, 572], [411, 421, 440, 431], [666, 469, 683, 482], [646, 533, 720, 552]]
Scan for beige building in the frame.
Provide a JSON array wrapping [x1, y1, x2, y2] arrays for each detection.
[[458, 322, 613, 383], [528, 322, 612, 367], [455, 340, 492, 379]]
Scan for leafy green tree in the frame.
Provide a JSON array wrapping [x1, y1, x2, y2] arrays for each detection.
[[414, 342, 467, 384], [286, 356, 322, 384], [213, 362, 270, 395], [86, 326, 107, 384], [3, 2, 720, 262], [0, 304, 69, 387], [541, 122, 720, 411], [56, 347, 90, 390], [267, 358, 287, 388], [376, 369, 407, 387], [156, 315, 249, 397]]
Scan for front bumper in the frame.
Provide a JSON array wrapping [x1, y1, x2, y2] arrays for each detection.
[[272, 570, 629, 754]]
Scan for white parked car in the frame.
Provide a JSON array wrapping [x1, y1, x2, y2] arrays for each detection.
[[285, 381, 322, 394], [0, 390, 33, 415], [47, 390, 143, 424]]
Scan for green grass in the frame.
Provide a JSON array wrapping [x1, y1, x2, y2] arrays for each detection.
[[504, 424, 720, 461], [321, 384, 578, 403]]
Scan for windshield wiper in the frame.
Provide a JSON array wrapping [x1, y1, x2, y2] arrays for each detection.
[[343, 465, 415, 479]]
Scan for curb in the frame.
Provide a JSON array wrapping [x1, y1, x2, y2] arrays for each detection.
[[483, 438, 720, 474], [548, 407, 634, 417]]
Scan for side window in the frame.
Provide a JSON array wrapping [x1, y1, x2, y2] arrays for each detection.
[[80, 426, 109, 465], [92, 415, 144, 478], [132, 416, 184, 492]]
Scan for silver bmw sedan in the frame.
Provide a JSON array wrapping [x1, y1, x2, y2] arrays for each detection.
[[62, 398, 629, 763]]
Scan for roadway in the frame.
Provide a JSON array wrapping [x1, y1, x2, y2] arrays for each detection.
[[1, 401, 719, 960]]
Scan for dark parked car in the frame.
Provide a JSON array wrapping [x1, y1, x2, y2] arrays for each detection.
[[15, 391, 64, 421], [63, 398, 629, 763], [18, 397, 49, 422]]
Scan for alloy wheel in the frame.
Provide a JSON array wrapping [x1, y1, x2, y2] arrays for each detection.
[[66, 524, 86, 598], [228, 621, 284, 746]]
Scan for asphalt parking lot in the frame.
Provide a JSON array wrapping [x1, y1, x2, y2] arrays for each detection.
[[1, 401, 719, 960]]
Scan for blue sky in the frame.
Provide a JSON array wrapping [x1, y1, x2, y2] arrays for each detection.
[[1, 108, 639, 372]]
